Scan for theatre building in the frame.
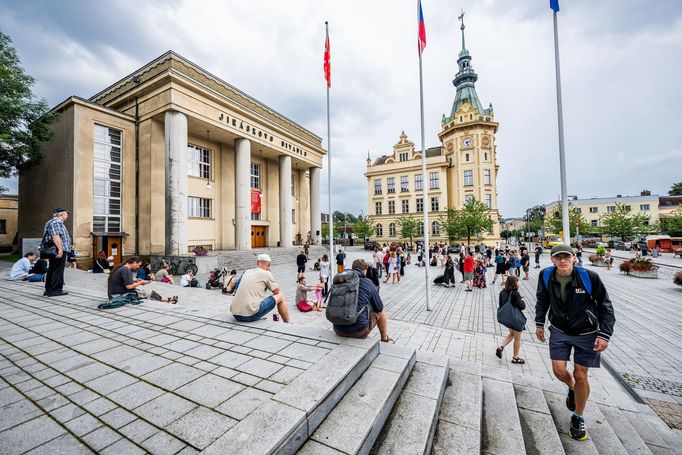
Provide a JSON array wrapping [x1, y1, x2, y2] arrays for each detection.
[[18, 51, 325, 265]]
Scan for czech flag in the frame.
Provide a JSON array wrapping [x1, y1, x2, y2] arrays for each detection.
[[418, 0, 426, 55], [550, 0, 560, 12], [324, 29, 331, 88]]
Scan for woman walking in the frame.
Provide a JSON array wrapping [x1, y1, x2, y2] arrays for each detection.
[[491, 251, 506, 285], [385, 252, 399, 284], [495, 276, 526, 364], [473, 254, 487, 288], [443, 255, 456, 287]]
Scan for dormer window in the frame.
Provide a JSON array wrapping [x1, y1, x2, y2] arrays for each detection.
[[399, 152, 408, 162]]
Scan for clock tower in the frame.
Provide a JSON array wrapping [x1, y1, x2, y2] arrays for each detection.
[[439, 10, 500, 240]]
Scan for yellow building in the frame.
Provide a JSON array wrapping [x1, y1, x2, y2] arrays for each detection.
[[0, 195, 18, 252], [365, 16, 500, 243], [19, 51, 325, 266]]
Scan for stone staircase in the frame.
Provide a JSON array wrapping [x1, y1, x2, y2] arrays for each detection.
[[188, 245, 331, 274], [224, 336, 678, 455]]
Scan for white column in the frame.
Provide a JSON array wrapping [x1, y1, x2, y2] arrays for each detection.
[[235, 138, 251, 251], [164, 110, 188, 256], [309, 167, 321, 244], [279, 155, 292, 247]]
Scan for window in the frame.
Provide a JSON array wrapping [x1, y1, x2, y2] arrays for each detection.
[[484, 152, 488, 161], [400, 176, 409, 192], [388, 200, 395, 214], [401, 199, 409, 213], [465, 153, 469, 162], [387, 177, 395, 193], [292, 209, 296, 224], [375, 224, 383, 237], [591, 220, 598, 227], [432, 221, 440, 236], [607, 206, 616, 213], [389, 223, 396, 237], [188, 197, 212, 218], [484, 169, 491, 185], [399, 152, 408, 162], [188, 143, 211, 179], [250, 163, 261, 189], [429, 172, 439, 189], [416, 198, 424, 213], [465, 194, 475, 203], [415, 174, 423, 191], [464, 170, 473, 186], [575, 207, 581, 213], [93, 124, 122, 233], [374, 179, 382, 194], [0, 219, 5, 234], [640, 204, 650, 211], [624, 205, 631, 211], [416, 223, 423, 236], [431, 197, 439, 212], [485, 194, 492, 208], [589, 207, 598, 213], [251, 212, 261, 221], [375, 202, 382, 215]]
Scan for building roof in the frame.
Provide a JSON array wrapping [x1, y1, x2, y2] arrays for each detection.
[[545, 194, 659, 207]]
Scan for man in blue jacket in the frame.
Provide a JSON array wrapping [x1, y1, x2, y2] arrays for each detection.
[[333, 259, 393, 343], [536, 245, 615, 442]]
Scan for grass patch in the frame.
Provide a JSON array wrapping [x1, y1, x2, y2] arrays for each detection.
[[0, 254, 21, 263]]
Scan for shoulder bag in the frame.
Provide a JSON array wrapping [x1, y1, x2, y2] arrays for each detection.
[[497, 291, 527, 332]]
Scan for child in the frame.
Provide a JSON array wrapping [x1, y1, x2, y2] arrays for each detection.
[[295, 276, 323, 311], [314, 277, 325, 311]]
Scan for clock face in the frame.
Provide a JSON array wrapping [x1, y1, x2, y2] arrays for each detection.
[[482, 136, 490, 147], [463, 137, 472, 148]]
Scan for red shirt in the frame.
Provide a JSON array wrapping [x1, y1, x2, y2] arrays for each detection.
[[463, 256, 475, 273]]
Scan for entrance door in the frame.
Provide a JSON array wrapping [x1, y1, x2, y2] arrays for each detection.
[[92, 235, 123, 266], [251, 227, 266, 248]]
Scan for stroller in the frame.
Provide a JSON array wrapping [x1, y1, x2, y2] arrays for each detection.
[[205, 267, 228, 290]]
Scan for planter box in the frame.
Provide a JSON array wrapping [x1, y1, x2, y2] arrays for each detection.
[[590, 259, 607, 267], [628, 270, 658, 279]]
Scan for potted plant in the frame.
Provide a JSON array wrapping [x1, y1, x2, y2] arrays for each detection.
[[674, 271, 682, 287], [193, 246, 208, 257], [589, 249, 607, 267], [625, 257, 658, 279], [619, 261, 631, 274]]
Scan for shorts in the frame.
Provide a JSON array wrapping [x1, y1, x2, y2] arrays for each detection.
[[297, 265, 305, 273], [463, 272, 474, 280], [549, 326, 601, 368], [334, 311, 381, 339], [234, 296, 276, 322], [523, 265, 529, 272], [496, 264, 506, 274]]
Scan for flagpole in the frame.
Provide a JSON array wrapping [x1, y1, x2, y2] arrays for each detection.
[[418, 1, 431, 311], [552, 8, 570, 246], [325, 21, 335, 279]]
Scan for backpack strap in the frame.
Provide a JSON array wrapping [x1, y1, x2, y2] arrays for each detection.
[[542, 266, 556, 289], [542, 265, 592, 297]]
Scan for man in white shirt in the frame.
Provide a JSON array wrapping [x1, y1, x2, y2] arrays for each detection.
[[231, 254, 290, 323], [180, 269, 197, 287], [10, 253, 45, 282]]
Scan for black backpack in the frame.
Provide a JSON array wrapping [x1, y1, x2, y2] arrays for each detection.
[[326, 270, 362, 326]]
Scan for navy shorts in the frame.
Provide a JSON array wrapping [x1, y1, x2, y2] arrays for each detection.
[[297, 265, 305, 273], [234, 296, 276, 322], [549, 326, 601, 368]]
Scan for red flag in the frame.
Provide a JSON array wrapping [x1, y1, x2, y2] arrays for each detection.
[[323, 28, 331, 88], [418, 0, 426, 55]]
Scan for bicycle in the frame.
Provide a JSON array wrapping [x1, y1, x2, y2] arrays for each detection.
[[151, 257, 198, 276]]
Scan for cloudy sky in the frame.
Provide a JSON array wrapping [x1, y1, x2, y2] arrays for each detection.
[[2, 0, 681, 218]]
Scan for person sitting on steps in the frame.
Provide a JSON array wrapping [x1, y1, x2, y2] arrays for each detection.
[[231, 254, 290, 323]]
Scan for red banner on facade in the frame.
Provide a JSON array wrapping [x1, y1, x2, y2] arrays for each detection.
[[251, 189, 261, 213]]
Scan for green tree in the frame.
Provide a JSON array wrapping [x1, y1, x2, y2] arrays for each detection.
[[599, 203, 651, 240], [545, 206, 590, 237], [321, 223, 329, 240], [451, 199, 494, 246], [395, 215, 418, 246], [660, 205, 682, 236], [438, 207, 460, 242], [0, 32, 54, 193], [352, 215, 374, 240], [500, 229, 513, 239], [669, 182, 682, 196]]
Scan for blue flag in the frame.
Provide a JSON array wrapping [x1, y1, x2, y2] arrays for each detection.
[[550, 0, 560, 12]]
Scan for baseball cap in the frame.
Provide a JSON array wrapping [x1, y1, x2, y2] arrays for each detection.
[[551, 245, 574, 256], [257, 253, 272, 263]]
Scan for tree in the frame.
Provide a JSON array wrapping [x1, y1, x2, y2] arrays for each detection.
[[321, 223, 329, 240], [599, 203, 651, 240], [545, 206, 590, 237], [451, 199, 494, 246], [0, 32, 54, 193], [438, 207, 460, 242], [395, 215, 418, 246], [669, 182, 682, 196], [353, 215, 374, 240], [660, 205, 682, 236]]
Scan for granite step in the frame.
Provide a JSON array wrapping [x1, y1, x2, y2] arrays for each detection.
[[370, 351, 449, 455], [481, 377, 527, 454], [583, 401, 628, 455], [622, 410, 675, 455], [299, 343, 416, 455], [599, 405, 653, 455], [514, 383, 566, 455], [431, 360, 483, 455], [545, 391, 600, 455], [637, 412, 681, 454]]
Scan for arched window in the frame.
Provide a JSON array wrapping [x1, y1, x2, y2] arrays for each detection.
[[389, 223, 396, 237], [432, 221, 440, 236], [375, 223, 383, 237]]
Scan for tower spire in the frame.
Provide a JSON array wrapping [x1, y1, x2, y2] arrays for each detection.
[[458, 9, 466, 52]]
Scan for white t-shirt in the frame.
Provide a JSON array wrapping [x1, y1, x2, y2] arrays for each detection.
[[319, 261, 331, 278], [180, 274, 192, 287], [231, 267, 279, 317]]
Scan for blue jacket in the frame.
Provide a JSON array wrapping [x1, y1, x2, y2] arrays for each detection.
[[334, 269, 384, 334]]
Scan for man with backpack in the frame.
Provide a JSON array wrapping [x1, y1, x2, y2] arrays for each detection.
[[535, 245, 615, 442], [329, 259, 393, 342], [336, 248, 346, 273], [534, 243, 543, 269]]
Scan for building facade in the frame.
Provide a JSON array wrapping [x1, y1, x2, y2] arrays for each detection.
[[19, 51, 325, 266], [0, 195, 18, 252], [365, 17, 501, 243]]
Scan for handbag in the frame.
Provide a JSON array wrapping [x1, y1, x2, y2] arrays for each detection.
[[497, 291, 527, 332], [39, 231, 58, 260]]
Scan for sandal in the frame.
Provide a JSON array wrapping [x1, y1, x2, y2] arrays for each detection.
[[381, 336, 396, 344], [511, 357, 525, 364], [496, 347, 503, 359]]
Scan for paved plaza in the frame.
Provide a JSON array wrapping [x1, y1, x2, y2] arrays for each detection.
[[0, 247, 680, 453]]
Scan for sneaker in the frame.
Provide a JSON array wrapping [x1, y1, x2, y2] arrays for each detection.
[[566, 388, 576, 412], [569, 414, 588, 441]]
